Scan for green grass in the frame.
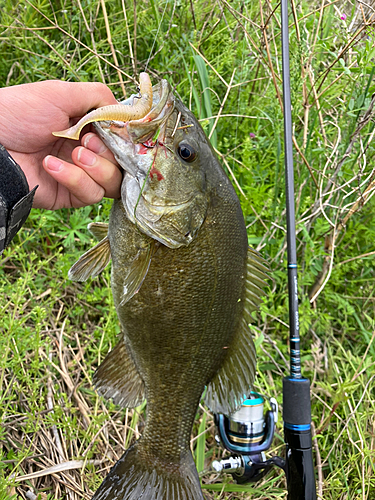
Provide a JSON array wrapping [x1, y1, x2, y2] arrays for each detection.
[[1, 0, 375, 499]]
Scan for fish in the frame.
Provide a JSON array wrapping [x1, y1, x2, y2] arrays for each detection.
[[69, 75, 269, 500]]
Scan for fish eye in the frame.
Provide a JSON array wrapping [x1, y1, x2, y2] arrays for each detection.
[[177, 143, 197, 163]]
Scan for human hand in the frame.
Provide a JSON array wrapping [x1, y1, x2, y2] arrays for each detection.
[[0, 80, 122, 209]]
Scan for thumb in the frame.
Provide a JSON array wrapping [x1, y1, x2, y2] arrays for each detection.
[[50, 81, 119, 118]]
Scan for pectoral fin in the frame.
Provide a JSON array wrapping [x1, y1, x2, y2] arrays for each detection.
[[68, 236, 111, 282], [120, 240, 157, 305], [94, 338, 145, 408], [205, 247, 270, 416]]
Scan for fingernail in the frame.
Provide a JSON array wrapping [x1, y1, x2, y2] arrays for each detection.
[[77, 147, 97, 166], [83, 133, 108, 154], [45, 155, 63, 172]]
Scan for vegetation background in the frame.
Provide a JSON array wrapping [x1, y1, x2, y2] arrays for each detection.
[[0, 0, 375, 498]]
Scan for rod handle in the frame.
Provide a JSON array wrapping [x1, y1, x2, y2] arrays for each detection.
[[283, 377, 311, 425], [283, 377, 316, 500]]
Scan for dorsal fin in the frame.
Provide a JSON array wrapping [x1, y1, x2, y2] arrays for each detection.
[[204, 247, 270, 416], [204, 317, 257, 415], [93, 338, 145, 408]]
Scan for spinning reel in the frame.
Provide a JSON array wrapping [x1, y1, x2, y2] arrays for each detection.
[[213, 380, 316, 499], [213, 392, 285, 483]]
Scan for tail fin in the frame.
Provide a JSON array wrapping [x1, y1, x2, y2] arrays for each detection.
[[93, 442, 205, 500]]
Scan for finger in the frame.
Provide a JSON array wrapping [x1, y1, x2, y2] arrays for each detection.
[[43, 154, 121, 207], [81, 132, 117, 164], [52, 81, 118, 119], [71, 145, 122, 199]]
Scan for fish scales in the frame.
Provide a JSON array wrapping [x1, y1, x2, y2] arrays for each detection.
[[109, 184, 247, 453], [69, 77, 269, 500]]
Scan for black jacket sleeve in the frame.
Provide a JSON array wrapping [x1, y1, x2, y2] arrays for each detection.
[[0, 144, 37, 254]]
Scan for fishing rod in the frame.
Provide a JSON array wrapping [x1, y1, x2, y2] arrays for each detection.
[[278, 0, 317, 493], [213, 0, 317, 497]]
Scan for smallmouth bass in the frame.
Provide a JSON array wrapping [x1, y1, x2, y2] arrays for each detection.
[[69, 76, 269, 500]]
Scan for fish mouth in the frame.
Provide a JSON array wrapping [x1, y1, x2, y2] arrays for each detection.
[[94, 79, 174, 149], [126, 79, 175, 144], [93, 79, 176, 184]]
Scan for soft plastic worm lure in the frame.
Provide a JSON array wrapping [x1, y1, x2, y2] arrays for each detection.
[[52, 72, 153, 140]]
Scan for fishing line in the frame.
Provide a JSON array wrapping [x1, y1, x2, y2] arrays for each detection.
[[144, 0, 170, 72], [171, 111, 182, 138], [232, 52, 244, 187], [133, 149, 157, 221]]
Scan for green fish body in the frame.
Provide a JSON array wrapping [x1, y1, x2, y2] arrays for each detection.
[[69, 80, 269, 500]]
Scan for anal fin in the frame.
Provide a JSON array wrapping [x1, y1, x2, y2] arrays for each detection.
[[93, 338, 145, 408]]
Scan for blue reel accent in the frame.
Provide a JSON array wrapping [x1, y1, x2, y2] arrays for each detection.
[[242, 393, 264, 406]]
